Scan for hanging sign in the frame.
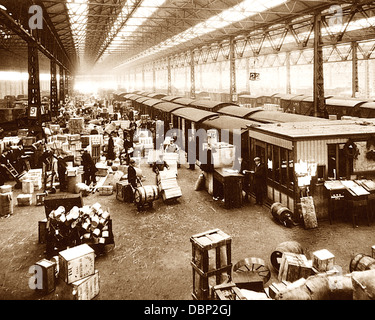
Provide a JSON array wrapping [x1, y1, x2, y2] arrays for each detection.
[[249, 72, 260, 81]]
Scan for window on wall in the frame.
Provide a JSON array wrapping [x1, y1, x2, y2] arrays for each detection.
[[327, 143, 354, 179], [267, 144, 273, 179], [288, 150, 294, 190], [265, 144, 294, 192], [273, 145, 280, 183], [280, 148, 287, 187]]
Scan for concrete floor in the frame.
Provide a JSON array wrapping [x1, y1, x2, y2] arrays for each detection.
[[0, 161, 375, 300]]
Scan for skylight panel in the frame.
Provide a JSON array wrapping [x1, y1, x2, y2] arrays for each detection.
[[114, 0, 288, 68]]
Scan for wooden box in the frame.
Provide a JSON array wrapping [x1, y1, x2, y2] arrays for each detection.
[[44, 194, 83, 219], [268, 281, 290, 299], [35, 258, 56, 294], [232, 272, 264, 292], [162, 187, 182, 201], [38, 218, 48, 244], [0, 185, 12, 193], [278, 252, 312, 283], [58, 244, 95, 284], [17, 194, 32, 206], [312, 249, 335, 272], [59, 270, 100, 300], [158, 178, 179, 191], [190, 229, 232, 300], [36, 193, 46, 206], [116, 182, 134, 203], [213, 282, 246, 300], [98, 185, 113, 196]]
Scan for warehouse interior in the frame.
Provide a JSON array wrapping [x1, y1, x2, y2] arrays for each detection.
[[1, 0, 375, 301]]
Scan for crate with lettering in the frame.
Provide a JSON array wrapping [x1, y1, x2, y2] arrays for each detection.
[[58, 244, 95, 284], [34, 258, 56, 294], [58, 270, 100, 300], [190, 229, 232, 300]]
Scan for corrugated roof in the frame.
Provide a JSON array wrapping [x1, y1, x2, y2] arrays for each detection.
[[325, 98, 367, 107], [173, 98, 195, 106], [360, 102, 375, 110], [172, 107, 218, 122], [202, 115, 259, 134], [143, 98, 163, 106], [191, 100, 236, 110], [249, 119, 375, 140], [238, 94, 264, 99], [135, 96, 151, 103], [153, 102, 185, 113], [290, 95, 310, 102], [279, 94, 304, 100], [146, 93, 167, 99], [217, 105, 258, 118], [248, 110, 329, 123], [162, 95, 184, 102]]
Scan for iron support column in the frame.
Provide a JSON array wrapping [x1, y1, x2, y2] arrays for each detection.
[[59, 65, 65, 103], [313, 12, 326, 118], [167, 57, 172, 95], [190, 50, 196, 99], [229, 37, 237, 103], [352, 41, 359, 98], [50, 60, 58, 117], [152, 62, 156, 92], [28, 42, 41, 123], [286, 51, 291, 94]]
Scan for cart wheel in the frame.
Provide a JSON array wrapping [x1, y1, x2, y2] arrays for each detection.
[[233, 257, 271, 285]]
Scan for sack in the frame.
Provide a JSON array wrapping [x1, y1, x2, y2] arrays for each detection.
[[194, 173, 205, 191]]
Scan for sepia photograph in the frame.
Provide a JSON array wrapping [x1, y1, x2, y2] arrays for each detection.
[[0, 0, 375, 308]]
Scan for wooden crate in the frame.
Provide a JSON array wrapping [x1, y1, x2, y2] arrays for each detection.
[[44, 194, 83, 219], [268, 281, 290, 299], [98, 185, 113, 196], [213, 282, 246, 300], [34, 259, 56, 294], [162, 187, 182, 202], [116, 181, 134, 203], [38, 218, 48, 244], [58, 244, 95, 284], [312, 249, 335, 272], [278, 252, 312, 283], [190, 229, 232, 300]]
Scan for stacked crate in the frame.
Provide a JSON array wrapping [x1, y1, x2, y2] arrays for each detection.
[[89, 135, 102, 164], [190, 229, 232, 300], [157, 169, 182, 202], [57, 244, 100, 300], [68, 118, 84, 135], [20, 169, 43, 191]]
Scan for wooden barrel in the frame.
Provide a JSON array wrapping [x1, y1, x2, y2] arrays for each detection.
[[271, 202, 294, 227], [134, 185, 159, 206], [349, 254, 375, 272], [270, 241, 304, 272]]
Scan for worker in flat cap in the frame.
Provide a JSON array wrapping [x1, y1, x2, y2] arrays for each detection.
[[253, 156, 266, 205], [127, 158, 138, 189]]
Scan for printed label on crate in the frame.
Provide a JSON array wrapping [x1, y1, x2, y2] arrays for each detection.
[[59, 244, 95, 284]]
